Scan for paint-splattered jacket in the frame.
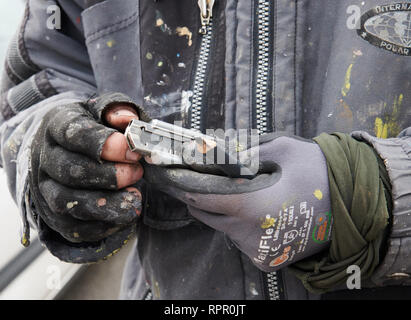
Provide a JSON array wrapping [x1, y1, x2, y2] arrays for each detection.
[[1, 0, 411, 299]]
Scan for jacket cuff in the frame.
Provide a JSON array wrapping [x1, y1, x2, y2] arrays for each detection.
[[352, 130, 411, 286]]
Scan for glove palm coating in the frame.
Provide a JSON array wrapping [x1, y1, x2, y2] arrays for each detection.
[[144, 134, 332, 272], [29, 101, 142, 244]]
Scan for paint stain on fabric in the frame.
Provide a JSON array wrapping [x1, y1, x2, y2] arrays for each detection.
[[66, 201, 78, 209], [155, 10, 172, 34], [353, 49, 363, 56], [375, 117, 388, 139], [314, 189, 323, 200], [106, 40, 115, 48], [21, 234, 29, 247], [338, 99, 353, 123], [374, 94, 403, 138], [156, 17, 164, 27], [153, 281, 161, 298], [341, 51, 362, 98], [341, 63, 353, 97], [176, 26, 193, 46], [7, 140, 18, 154]]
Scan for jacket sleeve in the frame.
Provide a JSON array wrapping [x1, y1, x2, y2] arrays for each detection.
[[351, 128, 411, 286], [0, 1, 96, 252]]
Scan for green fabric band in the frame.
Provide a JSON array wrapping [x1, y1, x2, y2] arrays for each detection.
[[289, 132, 391, 294]]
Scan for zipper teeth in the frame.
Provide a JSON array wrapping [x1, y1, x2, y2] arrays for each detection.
[[190, 21, 213, 131], [255, 0, 271, 135], [266, 272, 280, 300], [256, 0, 280, 300]]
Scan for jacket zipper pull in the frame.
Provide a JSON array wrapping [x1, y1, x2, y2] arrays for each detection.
[[198, 0, 215, 34]]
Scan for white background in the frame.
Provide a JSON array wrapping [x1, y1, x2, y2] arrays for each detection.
[[0, 0, 28, 271]]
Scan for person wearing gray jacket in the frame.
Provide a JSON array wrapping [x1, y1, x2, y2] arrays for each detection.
[[1, 0, 411, 299]]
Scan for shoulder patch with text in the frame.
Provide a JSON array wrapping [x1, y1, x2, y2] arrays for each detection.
[[358, 3, 411, 56]]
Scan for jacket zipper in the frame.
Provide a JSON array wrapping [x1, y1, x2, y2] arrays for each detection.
[[190, 0, 215, 131], [255, 0, 271, 135], [255, 0, 282, 300], [194, 0, 282, 300], [265, 271, 281, 300]]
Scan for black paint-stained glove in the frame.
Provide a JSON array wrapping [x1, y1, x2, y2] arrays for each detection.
[[144, 133, 332, 272], [29, 99, 142, 247]]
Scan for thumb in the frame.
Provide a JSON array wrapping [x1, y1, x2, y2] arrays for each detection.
[[104, 104, 139, 131]]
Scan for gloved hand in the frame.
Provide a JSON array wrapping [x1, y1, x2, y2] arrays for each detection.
[[29, 94, 144, 244], [144, 133, 332, 272]]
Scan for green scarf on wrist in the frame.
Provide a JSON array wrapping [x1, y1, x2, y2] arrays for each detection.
[[289, 132, 391, 294]]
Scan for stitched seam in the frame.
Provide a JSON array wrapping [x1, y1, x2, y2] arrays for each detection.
[[18, 1, 41, 72], [0, 95, 15, 120], [398, 139, 411, 160], [34, 70, 58, 98], [85, 10, 139, 43], [294, 0, 298, 134], [4, 61, 22, 84]]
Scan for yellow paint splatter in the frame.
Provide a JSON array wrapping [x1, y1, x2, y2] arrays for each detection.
[[314, 189, 323, 200], [176, 26, 193, 47], [261, 216, 275, 229], [106, 40, 115, 48], [153, 281, 161, 298], [375, 117, 388, 139], [21, 234, 29, 247], [374, 94, 404, 139], [341, 63, 353, 97], [398, 93, 404, 107]]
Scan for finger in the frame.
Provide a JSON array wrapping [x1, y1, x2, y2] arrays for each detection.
[[116, 162, 144, 189], [41, 144, 144, 190], [101, 132, 142, 163], [143, 164, 276, 196], [47, 104, 117, 162], [39, 178, 142, 225], [104, 105, 139, 131], [36, 184, 122, 243]]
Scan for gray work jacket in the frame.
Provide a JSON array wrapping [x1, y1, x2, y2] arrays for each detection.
[[1, 0, 411, 299]]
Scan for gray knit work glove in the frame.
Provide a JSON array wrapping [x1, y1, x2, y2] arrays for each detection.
[[144, 133, 332, 272]]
